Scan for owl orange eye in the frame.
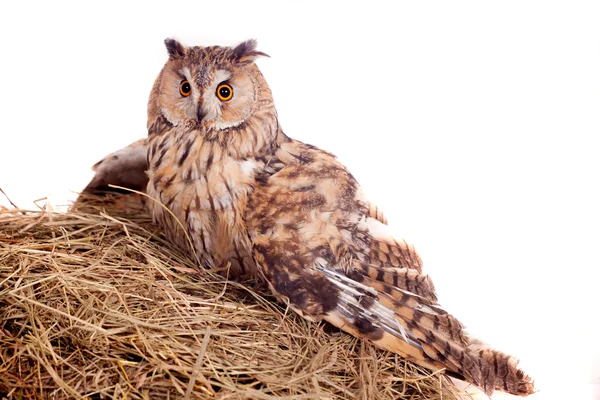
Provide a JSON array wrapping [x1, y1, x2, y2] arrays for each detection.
[[179, 80, 192, 97], [216, 83, 233, 101]]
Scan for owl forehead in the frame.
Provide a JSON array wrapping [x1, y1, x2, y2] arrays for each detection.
[[189, 63, 212, 87], [185, 46, 237, 79], [165, 44, 253, 89], [187, 45, 235, 64], [178, 64, 232, 90]]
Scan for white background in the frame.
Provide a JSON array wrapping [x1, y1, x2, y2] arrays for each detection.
[[1, 2, 599, 399]]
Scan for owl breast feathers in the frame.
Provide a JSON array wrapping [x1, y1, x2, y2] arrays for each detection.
[[80, 39, 535, 397]]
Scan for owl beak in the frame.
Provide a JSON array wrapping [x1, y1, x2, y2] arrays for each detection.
[[196, 102, 204, 122]]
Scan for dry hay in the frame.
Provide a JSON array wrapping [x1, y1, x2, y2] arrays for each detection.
[[0, 194, 466, 399]]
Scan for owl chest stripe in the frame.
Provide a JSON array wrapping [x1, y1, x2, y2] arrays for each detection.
[[178, 137, 196, 166], [183, 163, 256, 213]]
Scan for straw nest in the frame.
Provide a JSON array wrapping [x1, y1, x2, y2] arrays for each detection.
[[0, 193, 464, 399]]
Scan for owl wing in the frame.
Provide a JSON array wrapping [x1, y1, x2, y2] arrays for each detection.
[[81, 138, 149, 194], [73, 138, 149, 213], [245, 141, 534, 397]]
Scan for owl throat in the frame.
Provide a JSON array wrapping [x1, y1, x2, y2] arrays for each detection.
[[146, 111, 284, 279]]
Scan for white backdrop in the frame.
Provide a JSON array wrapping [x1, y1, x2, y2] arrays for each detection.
[[1, 2, 599, 399]]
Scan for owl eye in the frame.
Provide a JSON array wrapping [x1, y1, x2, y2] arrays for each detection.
[[179, 80, 192, 97], [216, 83, 233, 101]]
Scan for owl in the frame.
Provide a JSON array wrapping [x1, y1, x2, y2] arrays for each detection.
[[82, 39, 535, 397]]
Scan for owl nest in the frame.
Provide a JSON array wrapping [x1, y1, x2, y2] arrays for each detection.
[[0, 194, 465, 400]]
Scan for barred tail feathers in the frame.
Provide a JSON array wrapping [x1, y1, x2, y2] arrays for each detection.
[[319, 261, 534, 396]]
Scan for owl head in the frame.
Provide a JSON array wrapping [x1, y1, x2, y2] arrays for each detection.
[[148, 39, 277, 151]]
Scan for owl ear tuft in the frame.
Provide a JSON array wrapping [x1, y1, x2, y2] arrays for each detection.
[[164, 38, 186, 59], [232, 39, 269, 64]]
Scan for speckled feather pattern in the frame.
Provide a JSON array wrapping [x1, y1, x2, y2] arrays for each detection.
[[81, 39, 534, 397]]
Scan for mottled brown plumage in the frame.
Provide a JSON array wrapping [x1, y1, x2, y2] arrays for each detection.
[[81, 39, 535, 396]]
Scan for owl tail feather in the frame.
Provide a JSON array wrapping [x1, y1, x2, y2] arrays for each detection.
[[317, 263, 535, 396]]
